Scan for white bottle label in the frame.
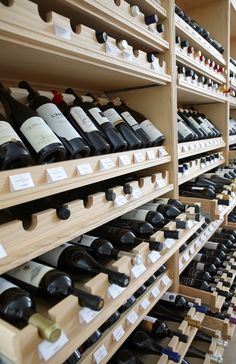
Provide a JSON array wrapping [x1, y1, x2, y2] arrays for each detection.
[[161, 292, 177, 302], [70, 106, 98, 132], [188, 116, 201, 130], [140, 119, 163, 139], [7, 261, 54, 288], [75, 235, 97, 247], [38, 243, 71, 266], [141, 203, 157, 211], [88, 107, 110, 126], [36, 103, 81, 141], [0, 277, 17, 294], [191, 187, 204, 191], [178, 120, 192, 137], [144, 315, 157, 323], [0, 120, 22, 145], [196, 263, 205, 270], [194, 254, 203, 262], [121, 209, 148, 221], [20, 116, 61, 153], [205, 242, 218, 250], [121, 111, 138, 128], [103, 108, 123, 126]]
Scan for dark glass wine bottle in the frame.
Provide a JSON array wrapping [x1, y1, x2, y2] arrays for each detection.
[[0, 112, 31, 170], [37, 244, 130, 287], [154, 198, 186, 212], [140, 202, 181, 219], [79, 329, 102, 353], [111, 219, 155, 238], [121, 208, 165, 228], [99, 310, 120, 333], [193, 253, 222, 266], [109, 349, 144, 364], [18, 81, 90, 159], [5, 260, 104, 311], [0, 277, 61, 342], [185, 346, 222, 362], [63, 349, 82, 364], [0, 83, 66, 164]]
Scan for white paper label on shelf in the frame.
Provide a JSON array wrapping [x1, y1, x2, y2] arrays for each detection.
[[112, 325, 125, 342], [156, 179, 166, 188], [79, 307, 100, 323], [134, 151, 145, 163], [127, 310, 138, 324], [183, 252, 190, 262], [190, 246, 195, 255], [151, 286, 160, 298], [122, 50, 133, 61], [100, 158, 115, 171], [54, 24, 71, 40], [105, 41, 118, 56], [77, 163, 93, 175], [147, 150, 156, 160], [119, 154, 131, 166], [114, 195, 127, 207], [38, 331, 68, 362], [47, 166, 68, 182], [148, 24, 156, 33], [107, 284, 126, 299], [148, 250, 161, 264], [132, 188, 143, 199], [182, 145, 189, 152], [9, 172, 34, 192], [159, 147, 168, 157], [164, 238, 174, 249], [162, 275, 171, 286], [0, 245, 7, 260], [140, 297, 150, 310], [179, 261, 184, 270], [131, 263, 146, 278], [93, 345, 108, 364], [186, 220, 194, 228]]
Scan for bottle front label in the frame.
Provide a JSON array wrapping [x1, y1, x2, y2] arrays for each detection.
[[161, 291, 177, 302], [196, 263, 205, 270], [88, 107, 110, 126], [140, 119, 163, 139], [205, 242, 218, 250], [70, 106, 98, 132], [198, 116, 213, 129], [20, 116, 61, 153], [188, 116, 201, 130], [141, 203, 157, 211], [121, 111, 138, 128], [0, 277, 17, 294], [103, 108, 123, 126], [36, 103, 81, 141], [181, 277, 194, 286], [194, 254, 203, 262], [121, 209, 148, 221], [7, 261, 54, 288], [0, 120, 22, 145], [39, 243, 71, 266], [144, 315, 157, 323], [178, 120, 192, 137], [76, 235, 97, 247]]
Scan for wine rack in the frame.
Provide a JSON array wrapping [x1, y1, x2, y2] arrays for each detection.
[[1, 0, 236, 363]]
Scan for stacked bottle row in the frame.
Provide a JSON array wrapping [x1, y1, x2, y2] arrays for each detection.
[[0, 82, 165, 170]]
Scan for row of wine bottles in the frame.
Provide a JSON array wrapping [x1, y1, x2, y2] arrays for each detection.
[[229, 116, 236, 136], [177, 108, 221, 143], [178, 152, 222, 176], [0, 81, 164, 170], [175, 5, 224, 54], [176, 36, 225, 76]]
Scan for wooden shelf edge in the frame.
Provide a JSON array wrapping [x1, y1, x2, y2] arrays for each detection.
[[178, 139, 225, 160]]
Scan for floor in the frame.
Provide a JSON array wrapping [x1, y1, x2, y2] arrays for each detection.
[[223, 330, 236, 364]]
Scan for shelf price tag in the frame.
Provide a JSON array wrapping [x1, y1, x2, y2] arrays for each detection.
[[183, 252, 190, 262], [148, 250, 161, 264], [112, 325, 125, 342], [134, 151, 145, 163], [190, 246, 195, 255], [105, 42, 118, 56], [47, 166, 68, 182], [132, 188, 143, 199], [119, 154, 131, 166], [131, 263, 146, 278], [114, 195, 127, 207], [107, 284, 126, 299], [38, 331, 68, 361], [9, 172, 35, 192], [147, 150, 156, 160], [158, 147, 168, 157], [164, 238, 174, 249], [140, 298, 150, 310], [151, 286, 160, 298], [79, 307, 100, 323], [0, 245, 7, 259], [93, 345, 108, 364], [127, 310, 138, 325], [54, 24, 71, 40], [156, 179, 166, 188], [100, 158, 115, 171], [77, 163, 93, 175], [179, 261, 184, 270], [162, 275, 171, 286]]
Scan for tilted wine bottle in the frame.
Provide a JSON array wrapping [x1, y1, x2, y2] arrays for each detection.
[[121, 208, 165, 228], [109, 349, 144, 364], [140, 202, 182, 219], [0, 83, 66, 163]]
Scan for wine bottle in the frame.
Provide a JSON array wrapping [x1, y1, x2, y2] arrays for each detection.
[[0, 83, 66, 163], [5, 260, 104, 311], [140, 202, 182, 219], [0, 277, 61, 342], [154, 198, 187, 213], [96, 98, 142, 150], [118, 295, 136, 314], [159, 291, 207, 313], [177, 114, 195, 142], [64, 91, 128, 153], [185, 346, 223, 363], [0, 112, 31, 170], [79, 329, 102, 353], [180, 276, 210, 291], [112, 219, 155, 238], [178, 109, 206, 139], [99, 310, 120, 333], [127, 330, 181, 362], [109, 349, 144, 364], [37, 243, 130, 287], [140, 315, 188, 342], [18, 81, 90, 159], [121, 208, 165, 228], [63, 350, 82, 364], [193, 253, 222, 266], [180, 186, 216, 199], [73, 235, 142, 265]]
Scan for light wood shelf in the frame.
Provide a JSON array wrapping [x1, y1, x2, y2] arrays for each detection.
[[229, 135, 236, 145], [178, 138, 225, 159], [125, 0, 167, 18]]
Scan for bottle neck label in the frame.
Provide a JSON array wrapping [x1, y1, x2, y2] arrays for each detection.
[[0, 120, 22, 145], [70, 106, 98, 133], [194, 254, 203, 262], [76, 235, 97, 247], [121, 111, 138, 128], [7, 261, 54, 288], [205, 242, 218, 250], [121, 209, 148, 221], [39, 243, 72, 266], [103, 108, 123, 126], [20, 116, 61, 153], [88, 107, 110, 126], [191, 187, 204, 191], [196, 262, 205, 270], [144, 315, 157, 323], [36, 103, 81, 141], [140, 119, 163, 139], [161, 291, 177, 302], [0, 277, 17, 294]]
